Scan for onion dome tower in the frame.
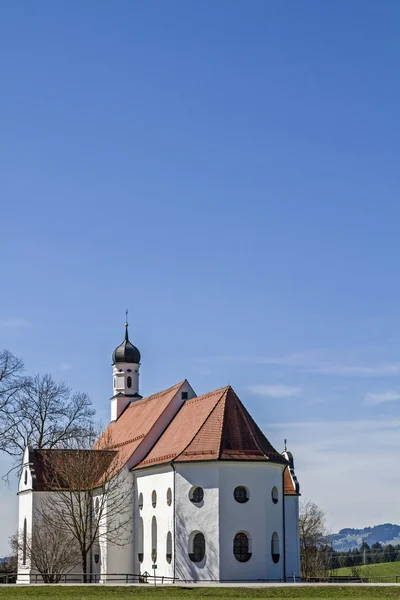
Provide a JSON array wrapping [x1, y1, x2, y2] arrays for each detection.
[[111, 315, 142, 421]]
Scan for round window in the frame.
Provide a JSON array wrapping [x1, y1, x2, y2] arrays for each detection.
[[272, 486, 279, 504], [234, 486, 249, 503], [189, 486, 204, 504]]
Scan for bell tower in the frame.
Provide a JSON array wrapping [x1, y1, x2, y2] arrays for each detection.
[[111, 313, 142, 421]]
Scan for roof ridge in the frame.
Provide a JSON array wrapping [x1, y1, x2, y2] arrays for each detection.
[[127, 380, 186, 408], [184, 385, 230, 405], [175, 387, 229, 461]]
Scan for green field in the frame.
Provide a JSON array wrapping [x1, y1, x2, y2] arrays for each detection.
[[337, 560, 400, 582], [1, 587, 400, 600]]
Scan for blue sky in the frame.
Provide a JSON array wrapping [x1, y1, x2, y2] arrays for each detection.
[[1, 0, 400, 554]]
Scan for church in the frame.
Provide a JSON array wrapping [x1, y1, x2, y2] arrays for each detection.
[[17, 324, 301, 583]]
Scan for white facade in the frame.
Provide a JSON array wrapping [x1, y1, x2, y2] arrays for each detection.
[[132, 460, 300, 582]]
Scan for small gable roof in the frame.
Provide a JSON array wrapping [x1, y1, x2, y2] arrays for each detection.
[[29, 448, 116, 491], [136, 386, 287, 469]]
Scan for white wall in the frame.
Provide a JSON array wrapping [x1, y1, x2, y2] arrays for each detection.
[[135, 466, 174, 580], [17, 447, 34, 584], [284, 495, 300, 579], [175, 462, 220, 581], [218, 462, 285, 582], [98, 467, 135, 581]]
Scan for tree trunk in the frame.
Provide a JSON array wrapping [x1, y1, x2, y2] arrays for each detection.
[[82, 551, 87, 584]]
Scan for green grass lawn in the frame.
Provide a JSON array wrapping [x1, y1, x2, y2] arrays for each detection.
[[1, 587, 400, 600], [337, 560, 400, 582]]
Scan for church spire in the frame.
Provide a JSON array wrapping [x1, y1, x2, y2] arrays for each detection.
[[111, 313, 142, 421]]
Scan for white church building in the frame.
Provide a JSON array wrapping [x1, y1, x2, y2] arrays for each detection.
[[17, 324, 300, 583]]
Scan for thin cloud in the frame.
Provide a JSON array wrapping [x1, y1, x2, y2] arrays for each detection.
[[59, 362, 72, 371], [265, 418, 400, 532], [310, 364, 400, 376], [0, 317, 32, 329], [205, 350, 400, 377], [364, 391, 400, 406], [249, 384, 302, 398]]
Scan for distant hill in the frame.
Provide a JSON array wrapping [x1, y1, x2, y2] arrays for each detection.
[[331, 523, 400, 551], [0, 557, 12, 567]]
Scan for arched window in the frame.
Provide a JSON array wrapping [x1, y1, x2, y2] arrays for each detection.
[[138, 517, 144, 563], [166, 488, 172, 506], [138, 492, 143, 510], [24, 470, 27, 486], [127, 376, 132, 389], [166, 531, 172, 563], [234, 486, 249, 503], [95, 497, 99, 514], [272, 486, 279, 504], [152, 490, 157, 508], [189, 532, 205, 563], [151, 516, 157, 562], [233, 532, 252, 562], [189, 486, 204, 504], [271, 532, 280, 563], [22, 518, 27, 565]]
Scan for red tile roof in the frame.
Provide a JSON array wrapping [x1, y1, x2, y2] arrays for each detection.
[[136, 386, 287, 468], [284, 467, 298, 495], [96, 380, 186, 468]]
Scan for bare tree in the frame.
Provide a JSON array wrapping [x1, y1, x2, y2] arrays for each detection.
[[299, 499, 329, 579], [0, 363, 95, 479], [0, 350, 24, 411], [11, 516, 80, 583], [39, 433, 132, 582]]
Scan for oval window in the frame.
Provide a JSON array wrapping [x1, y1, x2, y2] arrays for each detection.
[[272, 486, 279, 504], [127, 376, 132, 389], [138, 517, 144, 563], [233, 531, 252, 562], [271, 532, 280, 563], [189, 486, 204, 504], [189, 532, 205, 563], [167, 487, 172, 506], [166, 531, 172, 563], [152, 490, 157, 508], [151, 516, 157, 562], [234, 486, 249, 503]]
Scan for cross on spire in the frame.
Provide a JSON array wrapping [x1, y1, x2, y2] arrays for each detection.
[[125, 309, 129, 341]]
